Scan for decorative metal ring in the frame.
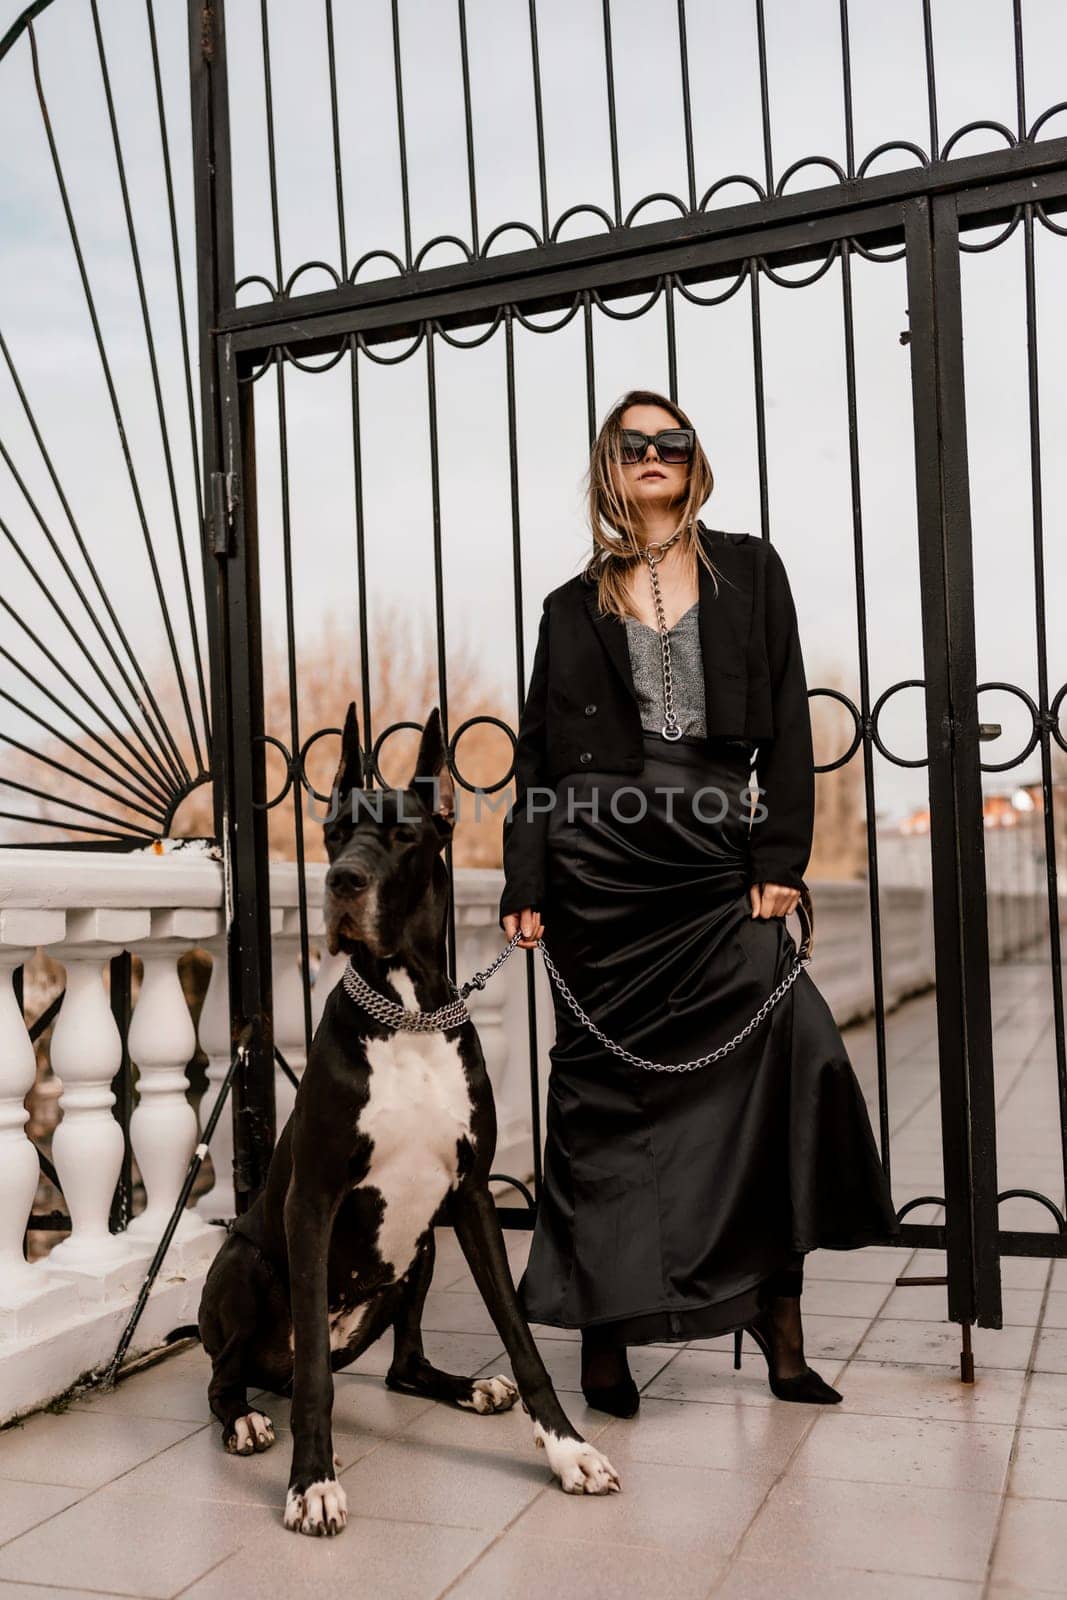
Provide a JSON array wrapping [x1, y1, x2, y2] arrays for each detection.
[[870, 680, 930, 769], [448, 715, 515, 796], [414, 234, 475, 272], [251, 734, 296, 810], [974, 682, 1039, 772], [808, 688, 863, 773]]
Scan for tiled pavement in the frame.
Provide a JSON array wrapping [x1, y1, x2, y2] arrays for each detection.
[[1, 967, 1065, 1599]]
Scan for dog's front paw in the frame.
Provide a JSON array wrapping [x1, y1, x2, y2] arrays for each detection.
[[533, 1423, 621, 1495], [284, 1477, 348, 1536], [460, 1375, 519, 1414], [224, 1411, 275, 1455]]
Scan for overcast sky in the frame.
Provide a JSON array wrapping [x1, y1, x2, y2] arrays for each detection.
[[1, 0, 1065, 839]]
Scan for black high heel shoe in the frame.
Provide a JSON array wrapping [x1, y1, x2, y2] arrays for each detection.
[[580, 1332, 640, 1418], [734, 1272, 843, 1405]]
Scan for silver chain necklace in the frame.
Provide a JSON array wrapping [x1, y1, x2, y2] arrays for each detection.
[[641, 524, 687, 741], [340, 931, 808, 1072]]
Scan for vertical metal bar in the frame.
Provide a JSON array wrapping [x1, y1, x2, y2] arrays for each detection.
[[324, 0, 348, 280], [1018, 200, 1067, 1192], [600, 0, 622, 227], [189, 0, 276, 1210], [108, 950, 133, 1233], [903, 194, 1001, 1332], [527, 0, 550, 243], [676, 0, 697, 213], [424, 328, 458, 981], [503, 309, 542, 1203], [456, 0, 480, 256], [223, 346, 277, 1208], [838, 236, 892, 1178]]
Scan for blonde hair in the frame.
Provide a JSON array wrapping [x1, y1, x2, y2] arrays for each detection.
[[580, 388, 722, 620]]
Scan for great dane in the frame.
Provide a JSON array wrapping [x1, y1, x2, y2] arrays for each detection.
[[198, 704, 620, 1535]]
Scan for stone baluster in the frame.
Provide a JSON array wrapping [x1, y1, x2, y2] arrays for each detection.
[[0, 913, 64, 1326], [126, 910, 218, 1254], [272, 912, 309, 1128], [194, 938, 235, 1222], [44, 909, 149, 1276]]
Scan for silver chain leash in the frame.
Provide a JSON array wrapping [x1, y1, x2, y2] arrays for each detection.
[[643, 523, 686, 742], [534, 937, 806, 1072], [341, 929, 808, 1070]]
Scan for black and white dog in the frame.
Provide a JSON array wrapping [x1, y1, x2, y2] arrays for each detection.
[[198, 704, 620, 1535]]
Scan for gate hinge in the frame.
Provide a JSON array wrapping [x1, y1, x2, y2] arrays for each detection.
[[209, 469, 240, 556]]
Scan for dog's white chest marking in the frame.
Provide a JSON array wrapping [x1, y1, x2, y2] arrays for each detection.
[[355, 964, 474, 1278]]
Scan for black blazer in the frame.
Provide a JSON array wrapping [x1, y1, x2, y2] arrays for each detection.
[[498, 521, 815, 927]]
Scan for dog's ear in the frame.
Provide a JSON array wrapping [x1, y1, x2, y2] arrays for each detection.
[[328, 702, 364, 802], [410, 706, 455, 832]]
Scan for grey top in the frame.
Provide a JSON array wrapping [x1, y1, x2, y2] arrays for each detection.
[[623, 600, 707, 737]]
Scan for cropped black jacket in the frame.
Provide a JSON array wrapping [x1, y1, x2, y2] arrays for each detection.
[[498, 521, 815, 927]]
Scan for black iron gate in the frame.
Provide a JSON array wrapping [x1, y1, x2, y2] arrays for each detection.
[[3, 0, 1063, 1353], [185, 4, 1067, 1350]]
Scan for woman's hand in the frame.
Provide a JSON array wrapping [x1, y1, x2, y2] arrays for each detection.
[[503, 908, 544, 949], [749, 882, 800, 920]]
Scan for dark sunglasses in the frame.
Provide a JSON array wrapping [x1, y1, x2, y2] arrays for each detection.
[[618, 427, 695, 465]]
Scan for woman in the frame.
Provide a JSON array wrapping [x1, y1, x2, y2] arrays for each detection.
[[499, 390, 900, 1417]]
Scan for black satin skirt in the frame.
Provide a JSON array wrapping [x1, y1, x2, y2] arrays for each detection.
[[516, 730, 900, 1345]]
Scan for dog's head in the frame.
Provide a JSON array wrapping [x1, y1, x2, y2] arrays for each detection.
[[322, 703, 455, 959]]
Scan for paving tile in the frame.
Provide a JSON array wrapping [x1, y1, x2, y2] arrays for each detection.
[[252, 1372, 436, 1437], [691, 1315, 869, 1363], [449, 1530, 716, 1600], [879, 1285, 1044, 1326], [999, 1256, 1052, 1290], [643, 1347, 846, 1410], [834, 1360, 1026, 1426], [990, 1495, 1067, 1594], [805, 1248, 906, 1283], [0, 1410, 202, 1491], [712, 1560, 980, 1599], [1020, 1371, 1067, 1430], [1006, 1425, 1067, 1499], [490, 1337, 675, 1397], [423, 1330, 508, 1377], [104, 1417, 372, 1508], [181, 1517, 495, 1600], [854, 1318, 1035, 1371], [789, 1409, 1013, 1494], [337, 1438, 549, 1531], [1040, 1291, 1067, 1328], [596, 1396, 812, 1475], [529, 1321, 580, 1342], [399, 1394, 612, 1456], [1033, 1327, 1067, 1373], [0, 1483, 267, 1598], [0, 1585, 119, 1600], [69, 1354, 216, 1423], [420, 1289, 500, 1336], [739, 1475, 1001, 1582], [794, 1277, 892, 1317], [0, 1480, 83, 1546], [512, 1458, 771, 1558]]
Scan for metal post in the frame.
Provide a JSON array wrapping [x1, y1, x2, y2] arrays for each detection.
[[904, 194, 1002, 1340], [189, 0, 276, 1210]]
